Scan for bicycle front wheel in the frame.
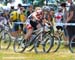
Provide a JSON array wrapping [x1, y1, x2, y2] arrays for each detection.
[[34, 33, 44, 53], [0, 30, 11, 50], [43, 32, 53, 53], [13, 38, 27, 53], [50, 36, 61, 52]]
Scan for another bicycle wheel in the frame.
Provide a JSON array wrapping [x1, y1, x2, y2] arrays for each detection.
[[43, 32, 53, 53], [69, 35, 75, 53], [13, 35, 27, 53], [13, 39, 27, 53], [34, 33, 44, 53], [50, 36, 60, 52], [0, 30, 11, 50]]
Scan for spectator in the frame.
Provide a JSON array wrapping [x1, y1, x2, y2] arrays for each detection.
[[26, 5, 34, 17], [17, 4, 22, 14], [61, 2, 67, 23], [61, 2, 69, 46], [66, 0, 75, 42], [55, 7, 63, 31]]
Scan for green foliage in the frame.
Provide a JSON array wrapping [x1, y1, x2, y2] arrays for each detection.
[[60, 0, 66, 2]]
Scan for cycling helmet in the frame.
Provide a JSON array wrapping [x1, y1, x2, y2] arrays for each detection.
[[58, 6, 63, 12], [31, 9, 43, 20], [49, 7, 54, 11], [2, 6, 9, 13], [42, 6, 50, 12]]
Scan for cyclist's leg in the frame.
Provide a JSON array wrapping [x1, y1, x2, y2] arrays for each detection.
[[11, 22, 19, 37], [20, 24, 23, 31], [23, 24, 33, 41], [23, 20, 40, 42], [23, 23, 41, 42], [24, 29, 33, 41], [18, 24, 24, 34]]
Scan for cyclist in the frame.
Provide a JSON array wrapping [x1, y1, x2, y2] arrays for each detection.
[[41, 6, 55, 34], [48, 7, 55, 27], [22, 7, 43, 45], [42, 6, 50, 24], [9, 10, 19, 37], [42, 6, 54, 31], [10, 6, 26, 37]]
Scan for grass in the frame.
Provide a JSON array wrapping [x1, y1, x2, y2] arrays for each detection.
[[0, 43, 75, 60]]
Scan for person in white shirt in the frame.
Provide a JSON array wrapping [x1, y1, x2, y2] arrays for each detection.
[[55, 7, 63, 30]]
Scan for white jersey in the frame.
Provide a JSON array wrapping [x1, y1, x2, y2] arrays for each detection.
[[0, 17, 8, 27], [25, 10, 42, 29], [25, 12, 36, 28], [26, 10, 42, 25], [55, 12, 63, 26]]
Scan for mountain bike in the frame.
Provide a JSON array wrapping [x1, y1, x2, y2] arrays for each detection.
[[13, 27, 44, 53], [0, 22, 23, 50]]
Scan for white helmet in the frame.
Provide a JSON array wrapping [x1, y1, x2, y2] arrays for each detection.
[[42, 6, 50, 11], [2, 6, 9, 12]]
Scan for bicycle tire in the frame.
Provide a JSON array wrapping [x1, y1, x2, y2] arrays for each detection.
[[13, 38, 27, 53], [33, 32, 44, 53], [51, 36, 61, 52], [0, 30, 11, 50], [43, 32, 53, 53]]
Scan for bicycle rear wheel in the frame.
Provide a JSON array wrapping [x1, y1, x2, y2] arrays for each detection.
[[69, 35, 75, 53]]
